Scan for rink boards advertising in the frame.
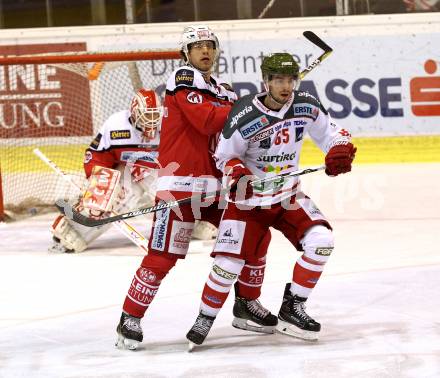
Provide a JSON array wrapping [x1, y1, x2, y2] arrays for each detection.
[[0, 13, 439, 170]]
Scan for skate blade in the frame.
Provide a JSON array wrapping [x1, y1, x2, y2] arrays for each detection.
[[232, 317, 276, 334], [115, 334, 140, 350], [276, 320, 319, 341]]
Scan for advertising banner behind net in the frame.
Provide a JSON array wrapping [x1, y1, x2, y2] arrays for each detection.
[[0, 43, 93, 139], [0, 13, 439, 137], [218, 33, 440, 137]]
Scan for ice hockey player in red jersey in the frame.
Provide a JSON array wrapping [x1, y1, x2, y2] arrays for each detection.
[[50, 88, 216, 253], [186, 53, 357, 347], [116, 25, 276, 350]]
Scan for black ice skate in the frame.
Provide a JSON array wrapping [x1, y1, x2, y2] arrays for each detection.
[[232, 296, 278, 334], [115, 312, 143, 350], [276, 283, 321, 341], [186, 312, 216, 351]]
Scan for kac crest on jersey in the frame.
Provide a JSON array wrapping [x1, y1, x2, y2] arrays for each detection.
[[187, 91, 203, 104]]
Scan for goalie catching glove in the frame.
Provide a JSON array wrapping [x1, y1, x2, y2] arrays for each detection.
[[224, 158, 254, 200], [325, 142, 357, 176]]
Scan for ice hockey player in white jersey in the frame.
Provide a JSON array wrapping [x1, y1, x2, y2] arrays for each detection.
[[186, 52, 357, 347], [50, 88, 216, 253]]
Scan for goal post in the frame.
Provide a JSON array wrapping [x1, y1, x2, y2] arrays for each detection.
[[0, 47, 181, 220]]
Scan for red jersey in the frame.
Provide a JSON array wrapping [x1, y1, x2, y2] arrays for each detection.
[[157, 65, 237, 194]]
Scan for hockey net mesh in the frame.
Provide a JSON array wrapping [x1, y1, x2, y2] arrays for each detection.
[[0, 49, 181, 220]]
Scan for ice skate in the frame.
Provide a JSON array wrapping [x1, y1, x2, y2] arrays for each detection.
[[115, 312, 143, 350], [186, 312, 216, 350], [276, 283, 320, 341], [232, 296, 277, 334]]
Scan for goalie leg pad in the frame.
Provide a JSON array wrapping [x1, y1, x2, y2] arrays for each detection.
[[51, 215, 88, 253]]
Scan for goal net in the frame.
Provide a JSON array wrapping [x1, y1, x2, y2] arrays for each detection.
[[0, 44, 181, 220]]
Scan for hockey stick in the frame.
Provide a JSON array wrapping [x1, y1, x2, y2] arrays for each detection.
[[250, 164, 325, 188], [300, 31, 333, 80], [55, 188, 229, 227], [33, 148, 149, 252], [55, 165, 323, 227]]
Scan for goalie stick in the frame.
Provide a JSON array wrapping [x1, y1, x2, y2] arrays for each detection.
[[33, 148, 149, 252], [55, 165, 324, 227]]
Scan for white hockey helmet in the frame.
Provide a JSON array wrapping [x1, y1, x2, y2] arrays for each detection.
[[130, 89, 163, 139], [180, 24, 220, 63]]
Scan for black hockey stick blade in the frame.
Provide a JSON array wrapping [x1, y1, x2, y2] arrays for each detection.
[[303, 31, 333, 53], [300, 32, 333, 80], [55, 188, 228, 227]]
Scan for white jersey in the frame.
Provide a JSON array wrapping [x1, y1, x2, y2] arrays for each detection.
[[215, 91, 352, 207]]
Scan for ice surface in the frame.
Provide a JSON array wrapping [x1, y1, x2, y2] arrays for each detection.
[[1, 164, 439, 378]]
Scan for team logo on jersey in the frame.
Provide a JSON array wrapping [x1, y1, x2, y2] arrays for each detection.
[[295, 127, 304, 142], [187, 91, 203, 104], [110, 130, 131, 140], [240, 115, 270, 139], [175, 69, 194, 86], [89, 133, 102, 149]]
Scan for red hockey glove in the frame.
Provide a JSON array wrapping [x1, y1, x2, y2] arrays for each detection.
[[224, 158, 254, 200], [325, 142, 357, 176]]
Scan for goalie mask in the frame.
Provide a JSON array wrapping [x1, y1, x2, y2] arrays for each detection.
[[180, 25, 220, 64], [130, 89, 163, 139]]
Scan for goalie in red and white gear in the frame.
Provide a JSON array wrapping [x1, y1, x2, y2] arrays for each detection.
[[50, 88, 217, 253]]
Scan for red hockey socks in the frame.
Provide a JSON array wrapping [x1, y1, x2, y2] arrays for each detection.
[[123, 254, 177, 318]]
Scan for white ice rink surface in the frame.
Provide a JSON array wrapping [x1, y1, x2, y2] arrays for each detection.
[[1, 163, 439, 378]]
